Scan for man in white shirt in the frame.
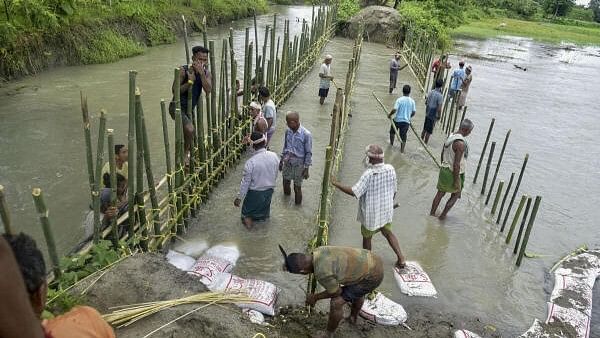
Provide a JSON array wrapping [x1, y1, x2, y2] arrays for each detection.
[[318, 54, 334, 105], [330, 144, 406, 269], [234, 132, 280, 229]]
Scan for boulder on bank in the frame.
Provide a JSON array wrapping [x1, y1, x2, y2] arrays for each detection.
[[342, 6, 403, 44]]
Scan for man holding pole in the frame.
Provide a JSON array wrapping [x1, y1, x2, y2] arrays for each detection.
[[173, 46, 213, 160], [331, 144, 406, 269], [388, 85, 416, 153], [430, 119, 474, 220], [318, 54, 334, 105]]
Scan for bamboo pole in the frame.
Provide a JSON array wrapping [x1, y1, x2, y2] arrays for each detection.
[[502, 154, 529, 228], [243, 27, 250, 106], [32, 188, 61, 278], [460, 106, 467, 124], [505, 195, 527, 244], [513, 196, 533, 254], [253, 11, 259, 79], [160, 100, 174, 212], [516, 196, 542, 266], [93, 110, 107, 244], [80, 92, 96, 239], [480, 142, 496, 195], [134, 91, 148, 251], [127, 71, 137, 239], [107, 130, 119, 248], [261, 26, 269, 86], [490, 180, 504, 215], [498, 172, 515, 229], [0, 185, 12, 234], [473, 118, 495, 184], [485, 130, 511, 205], [182, 15, 191, 65], [174, 106, 184, 235]]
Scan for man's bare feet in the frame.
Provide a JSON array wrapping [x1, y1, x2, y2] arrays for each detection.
[[438, 214, 447, 220], [395, 260, 406, 270], [242, 217, 254, 229]]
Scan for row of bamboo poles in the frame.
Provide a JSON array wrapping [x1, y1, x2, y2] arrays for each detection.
[[308, 27, 364, 295], [0, 6, 339, 281], [397, 24, 542, 267]]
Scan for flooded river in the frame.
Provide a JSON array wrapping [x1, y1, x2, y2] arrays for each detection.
[[2, 5, 600, 336]]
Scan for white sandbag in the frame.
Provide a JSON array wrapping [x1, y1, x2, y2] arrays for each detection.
[[359, 292, 406, 325], [166, 250, 196, 272], [550, 274, 593, 316], [174, 239, 209, 257], [519, 319, 549, 338], [188, 244, 240, 287], [454, 329, 482, 338], [545, 302, 590, 338], [242, 309, 266, 325], [394, 262, 437, 297], [209, 273, 278, 316]]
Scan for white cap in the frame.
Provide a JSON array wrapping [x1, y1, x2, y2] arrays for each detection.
[[325, 54, 333, 60], [249, 101, 261, 110]]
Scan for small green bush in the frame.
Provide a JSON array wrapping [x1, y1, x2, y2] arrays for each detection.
[[77, 30, 144, 64], [337, 0, 360, 22]]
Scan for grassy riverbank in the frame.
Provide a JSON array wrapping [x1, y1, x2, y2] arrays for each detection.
[[0, 0, 267, 81], [452, 17, 600, 45]]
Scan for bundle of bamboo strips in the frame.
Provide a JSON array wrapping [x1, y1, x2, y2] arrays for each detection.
[[103, 292, 252, 327]]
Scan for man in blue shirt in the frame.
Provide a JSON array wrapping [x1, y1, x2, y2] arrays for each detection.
[[421, 78, 444, 145], [449, 60, 465, 99], [388, 85, 416, 153], [280, 111, 313, 205]]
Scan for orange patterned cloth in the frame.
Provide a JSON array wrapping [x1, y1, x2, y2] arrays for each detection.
[[43, 306, 114, 338]]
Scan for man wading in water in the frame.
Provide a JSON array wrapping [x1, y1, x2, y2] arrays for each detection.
[[172, 45, 213, 162], [318, 54, 334, 105], [430, 119, 474, 220], [280, 111, 313, 205], [421, 78, 444, 144], [259, 86, 277, 146], [279, 245, 384, 338], [234, 132, 280, 229], [331, 144, 406, 269], [243, 101, 268, 145], [388, 85, 416, 153]]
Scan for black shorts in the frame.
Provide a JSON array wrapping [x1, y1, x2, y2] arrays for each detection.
[[340, 267, 383, 302], [423, 117, 436, 134], [319, 88, 329, 98], [390, 121, 410, 143]]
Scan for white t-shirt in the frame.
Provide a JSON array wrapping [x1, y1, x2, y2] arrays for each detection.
[[262, 99, 276, 132], [319, 63, 331, 89]]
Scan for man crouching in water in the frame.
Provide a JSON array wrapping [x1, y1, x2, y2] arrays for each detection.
[[280, 245, 383, 338]]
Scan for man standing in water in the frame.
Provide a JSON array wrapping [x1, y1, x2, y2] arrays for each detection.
[[243, 101, 267, 145], [101, 144, 128, 188], [318, 54, 334, 105], [449, 60, 466, 99], [389, 53, 401, 94], [388, 84, 416, 153], [458, 65, 473, 110], [259, 86, 277, 145], [421, 79, 444, 144], [234, 132, 280, 229], [330, 144, 406, 269], [279, 245, 384, 338], [280, 111, 312, 205], [431, 54, 450, 89], [173, 46, 213, 160], [430, 119, 474, 220]]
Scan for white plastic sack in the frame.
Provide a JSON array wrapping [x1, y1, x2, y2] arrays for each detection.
[[209, 273, 278, 316], [545, 302, 590, 338], [394, 262, 437, 297], [518, 319, 548, 338], [550, 274, 593, 316], [359, 292, 407, 325], [174, 239, 209, 257], [454, 329, 482, 338], [166, 250, 196, 272], [243, 309, 266, 325], [188, 244, 240, 286]]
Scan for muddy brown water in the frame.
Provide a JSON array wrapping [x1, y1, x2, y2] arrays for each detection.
[[1, 6, 600, 337]]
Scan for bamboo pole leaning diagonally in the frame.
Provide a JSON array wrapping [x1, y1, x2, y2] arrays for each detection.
[[0, 185, 13, 235], [505, 194, 528, 244], [485, 129, 511, 205], [480, 142, 496, 195], [513, 196, 533, 255], [516, 196, 542, 266], [502, 153, 529, 228], [490, 180, 504, 215], [498, 172, 515, 229], [32, 188, 61, 279]]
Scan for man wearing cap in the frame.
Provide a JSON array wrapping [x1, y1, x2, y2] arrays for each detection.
[[449, 60, 466, 99], [318, 54, 334, 105], [242, 101, 268, 146], [458, 65, 472, 110], [330, 144, 406, 269], [279, 245, 384, 338], [234, 132, 280, 229]]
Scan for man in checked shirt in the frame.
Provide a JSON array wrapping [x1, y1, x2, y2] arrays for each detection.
[[331, 144, 406, 269], [279, 111, 313, 205]]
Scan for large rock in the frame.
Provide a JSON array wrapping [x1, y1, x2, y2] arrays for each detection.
[[343, 6, 403, 44]]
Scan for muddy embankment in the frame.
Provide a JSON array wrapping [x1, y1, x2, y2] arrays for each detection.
[[75, 253, 501, 337]]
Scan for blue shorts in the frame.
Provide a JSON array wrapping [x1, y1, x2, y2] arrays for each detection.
[[319, 88, 329, 98]]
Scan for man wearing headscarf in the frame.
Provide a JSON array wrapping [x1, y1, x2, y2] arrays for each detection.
[[330, 144, 406, 269], [234, 132, 280, 228]]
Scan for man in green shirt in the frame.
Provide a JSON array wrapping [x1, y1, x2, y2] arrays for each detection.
[[280, 245, 383, 337]]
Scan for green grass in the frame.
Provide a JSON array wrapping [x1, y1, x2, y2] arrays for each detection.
[[452, 18, 600, 45]]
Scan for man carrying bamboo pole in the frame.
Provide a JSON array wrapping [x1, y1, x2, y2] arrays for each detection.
[[330, 144, 406, 269], [430, 119, 474, 220], [388, 85, 416, 153], [100, 144, 128, 188], [279, 245, 383, 338], [421, 78, 444, 145], [234, 132, 280, 229], [172, 45, 213, 159], [258, 86, 277, 145], [2, 233, 115, 337], [280, 111, 313, 205], [318, 54, 334, 105]]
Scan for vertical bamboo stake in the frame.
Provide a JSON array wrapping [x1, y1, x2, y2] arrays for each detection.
[[253, 11, 259, 78], [107, 130, 119, 248], [182, 15, 191, 65], [485, 130, 511, 205], [174, 106, 184, 235], [316, 146, 333, 248], [490, 180, 504, 215], [516, 196, 542, 266], [506, 195, 527, 244], [134, 90, 148, 251], [127, 71, 137, 239], [209, 40, 219, 170], [480, 142, 496, 195], [243, 27, 250, 106], [160, 100, 176, 220], [80, 92, 96, 239], [498, 172, 515, 229], [460, 106, 467, 124], [473, 118, 495, 184], [502, 154, 529, 228], [513, 196, 533, 254], [93, 110, 107, 243], [32, 188, 61, 278], [261, 26, 269, 86], [0, 185, 12, 234]]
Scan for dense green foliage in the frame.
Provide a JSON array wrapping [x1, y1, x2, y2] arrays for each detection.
[[337, 0, 360, 21], [590, 0, 600, 22]]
